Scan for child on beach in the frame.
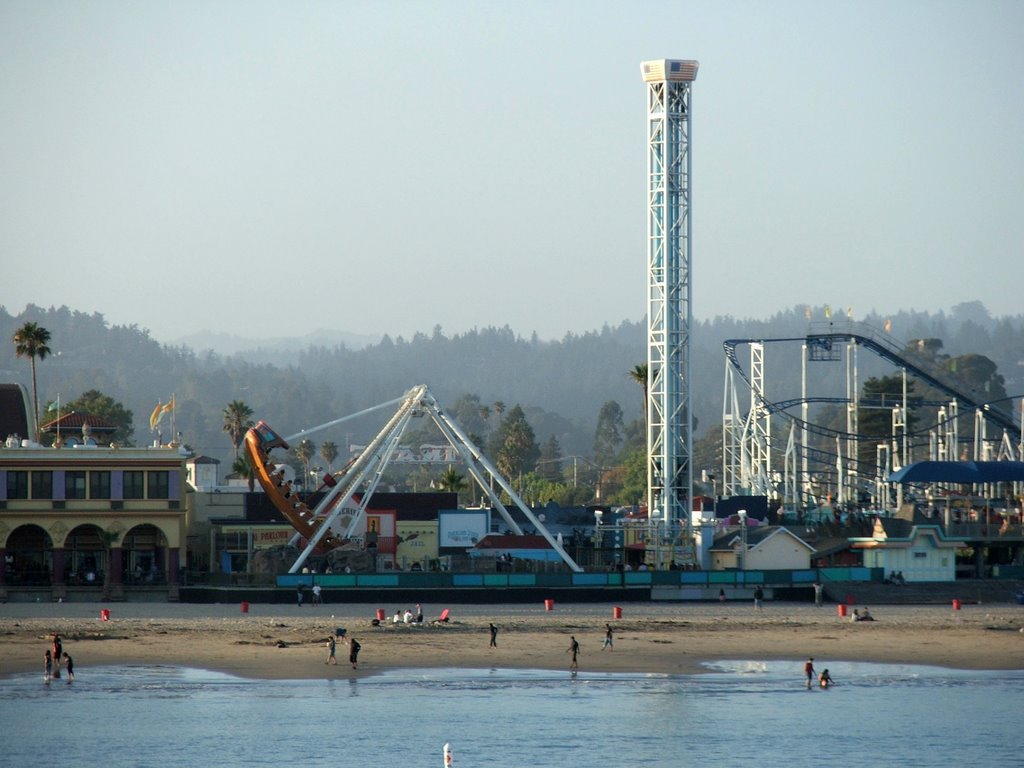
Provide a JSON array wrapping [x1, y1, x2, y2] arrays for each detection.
[[44, 650, 53, 684], [63, 652, 75, 682]]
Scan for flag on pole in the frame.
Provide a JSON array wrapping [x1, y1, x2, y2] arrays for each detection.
[[161, 395, 175, 416], [884, 318, 892, 334], [824, 305, 831, 320], [150, 401, 164, 432]]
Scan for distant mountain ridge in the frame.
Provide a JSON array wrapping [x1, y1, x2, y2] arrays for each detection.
[[170, 328, 381, 359], [1, 302, 1020, 471]]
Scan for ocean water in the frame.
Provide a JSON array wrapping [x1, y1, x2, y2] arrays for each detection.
[[1, 662, 1020, 767]]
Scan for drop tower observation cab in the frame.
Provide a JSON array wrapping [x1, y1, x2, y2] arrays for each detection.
[[642, 59, 698, 547]]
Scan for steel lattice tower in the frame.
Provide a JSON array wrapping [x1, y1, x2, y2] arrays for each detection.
[[642, 59, 698, 539]]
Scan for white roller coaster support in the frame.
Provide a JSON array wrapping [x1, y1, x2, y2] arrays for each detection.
[[743, 343, 772, 496], [722, 361, 743, 498], [875, 443, 891, 512], [783, 423, 798, 511], [835, 434, 844, 506], [845, 341, 859, 506], [801, 344, 810, 507]]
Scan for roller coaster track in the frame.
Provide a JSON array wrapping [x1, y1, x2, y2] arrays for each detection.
[[724, 321, 1020, 441]]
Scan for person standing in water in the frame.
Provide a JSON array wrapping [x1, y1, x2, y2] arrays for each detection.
[[44, 650, 53, 684], [52, 633, 63, 678], [804, 658, 816, 689]]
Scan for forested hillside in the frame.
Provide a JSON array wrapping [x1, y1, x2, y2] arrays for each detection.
[[2, 302, 1021, 473]]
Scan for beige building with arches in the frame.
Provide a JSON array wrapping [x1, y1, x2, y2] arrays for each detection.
[[0, 440, 187, 601]]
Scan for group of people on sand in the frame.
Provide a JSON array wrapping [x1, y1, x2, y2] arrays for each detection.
[[804, 658, 834, 689], [393, 604, 424, 624], [850, 607, 874, 622], [44, 632, 74, 684]]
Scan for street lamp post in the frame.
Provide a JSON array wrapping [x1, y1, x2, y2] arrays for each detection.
[[738, 509, 748, 570]]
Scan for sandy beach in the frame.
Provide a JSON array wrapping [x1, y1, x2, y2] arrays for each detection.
[[2, 600, 1022, 680]]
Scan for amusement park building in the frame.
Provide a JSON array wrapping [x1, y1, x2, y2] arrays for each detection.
[[0, 387, 188, 601]]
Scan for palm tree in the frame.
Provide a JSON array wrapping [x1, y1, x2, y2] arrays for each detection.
[[437, 465, 468, 501], [493, 401, 506, 423], [628, 363, 649, 425], [222, 400, 255, 459], [319, 441, 339, 472], [294, 439, 316, 489], [12, 322, 52, 442], [231, 455, 256, 492]]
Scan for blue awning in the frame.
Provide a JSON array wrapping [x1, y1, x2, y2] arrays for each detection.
[[888, 461, 1024, 484]]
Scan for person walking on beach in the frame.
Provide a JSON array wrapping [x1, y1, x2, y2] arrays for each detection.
[[296, 583, 305, 607], [566, 636, 580, 670], [753, 586, 764, 611], [326, 635, 337, 665], [312, 584, 322, 606], [52, 633, 62, 678], [63, 652, 75, 682], [489, 623, 498, 648], [813, 580, 824, 607], [44, 650, 53, 684], [349, 637, 361, 669], [602, 623, 614, 651], [804, 658, 816, 689]]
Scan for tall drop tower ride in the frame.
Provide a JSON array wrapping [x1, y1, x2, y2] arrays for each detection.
[[642, 59, 698, 542]]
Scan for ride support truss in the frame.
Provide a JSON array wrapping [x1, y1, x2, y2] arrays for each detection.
[[244, 385, 583, 573]]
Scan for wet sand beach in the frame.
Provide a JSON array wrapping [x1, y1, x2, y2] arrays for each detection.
[[2, 600, 1021, 680]]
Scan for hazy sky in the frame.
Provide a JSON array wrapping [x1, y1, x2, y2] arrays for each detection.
[[2, 1, 1021, 345]]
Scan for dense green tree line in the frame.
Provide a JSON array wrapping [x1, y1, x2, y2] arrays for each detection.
[[3, 302, 1021, 506]]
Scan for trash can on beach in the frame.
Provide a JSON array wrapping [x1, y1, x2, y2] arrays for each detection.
[[613, 606, 623, 619], [837, 604, 847, 618], [100, 608, 111, 621], [241, 601, 250, 614], [544, 599, 555, 611]]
